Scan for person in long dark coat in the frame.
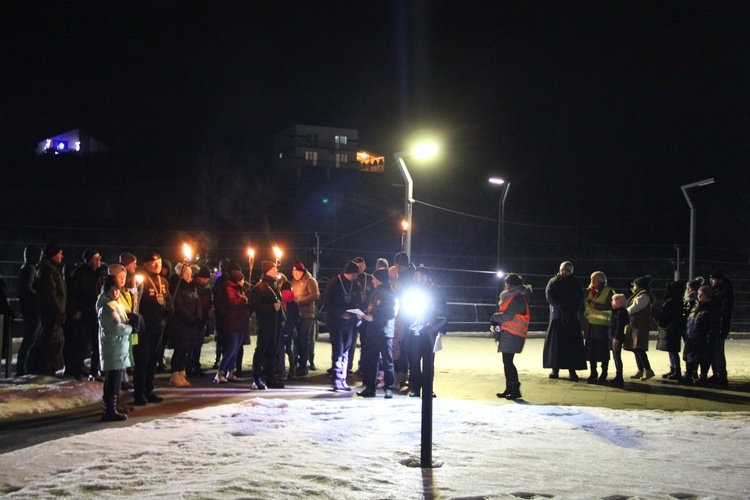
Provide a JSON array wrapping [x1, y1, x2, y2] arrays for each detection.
[[166, 263, 202, 387], [542, 261, 586, 380], [656, 281, 685, 380]]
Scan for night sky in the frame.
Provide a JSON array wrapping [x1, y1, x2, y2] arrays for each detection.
[[2, 1, 749, 265]]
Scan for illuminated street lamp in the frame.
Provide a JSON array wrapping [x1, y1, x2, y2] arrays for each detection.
[[393, 142, 439, 261], [489, 178, 511, 279], [680, 177, 715, 279]]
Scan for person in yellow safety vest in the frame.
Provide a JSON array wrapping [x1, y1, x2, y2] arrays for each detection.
[[582, 271, 615, 384], [490, 273, 532, 401]]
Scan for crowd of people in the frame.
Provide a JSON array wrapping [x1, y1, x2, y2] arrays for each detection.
[[11, 243, 448, 421], [8, 242, 737, 420], [491, 261, 735, 400]]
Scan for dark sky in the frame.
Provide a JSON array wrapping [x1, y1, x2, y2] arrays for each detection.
[[2, 1, 749, 253]]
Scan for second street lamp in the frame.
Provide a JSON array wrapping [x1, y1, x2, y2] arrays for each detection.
[[489, 178, 511, 279], [680, 177, 715, 279]]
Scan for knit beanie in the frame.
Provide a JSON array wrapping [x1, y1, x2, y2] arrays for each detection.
[[262, 260, 276, 275], [229, 269, 244, 283], [142, 252, 161, 263], [292, 260, 306, 272], [632, 275, 653, 290], [196, 266, 211, 279], [710, 269, 725, 280], [504, 273, 523, 287], [559, 261, 574, 273], [375, 258, 389, 270], [43, 243, 62, 259], [82, 248, 99, 263], [373, 268, 390, 284], [343, 260, 360, 275], [119, 252, 137, 267]]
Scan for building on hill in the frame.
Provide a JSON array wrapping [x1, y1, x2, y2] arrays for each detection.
[[272, 124, 384, 180], [35, 129, 109, 157]]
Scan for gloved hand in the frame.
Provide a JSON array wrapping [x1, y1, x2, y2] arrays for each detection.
[[128, 315, 141, 333]]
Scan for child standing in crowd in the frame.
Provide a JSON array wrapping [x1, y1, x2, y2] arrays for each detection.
[[607, 294, 629, 388]]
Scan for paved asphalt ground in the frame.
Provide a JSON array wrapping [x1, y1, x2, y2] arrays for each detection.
[[2, 334, 750, 453]]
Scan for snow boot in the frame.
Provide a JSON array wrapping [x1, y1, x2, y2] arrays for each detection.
[[608, 374, 624, 388], [101, 397, 127, 422], [505, 382, 522, 401], [586, 365, 598, 384], [497, 382, 511, 398]]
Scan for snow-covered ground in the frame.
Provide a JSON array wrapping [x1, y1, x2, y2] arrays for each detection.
[[1, 391, 750, 498], [2, 338, 750, 498]]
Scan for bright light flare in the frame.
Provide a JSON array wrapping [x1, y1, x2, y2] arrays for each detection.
[[402, 289, 430, 318], [182, 243, 193, 261], [247, 248, 255, 259], [272, 246, 282, 261], [497, 270, 505, 279], [135, 274, 144, 285], [412, 142, 439, 160], [401, 220, 409, 231], [489, 177, 505, 185]]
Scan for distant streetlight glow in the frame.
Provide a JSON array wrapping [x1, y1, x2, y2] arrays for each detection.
[[394, 141, 439, 261]]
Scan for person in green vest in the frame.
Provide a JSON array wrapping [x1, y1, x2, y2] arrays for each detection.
[[581, 271, 615, 384]]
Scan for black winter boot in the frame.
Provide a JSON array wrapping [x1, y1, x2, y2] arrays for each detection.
[[497, 382, 511, 398], [505, 382, 522, 401]]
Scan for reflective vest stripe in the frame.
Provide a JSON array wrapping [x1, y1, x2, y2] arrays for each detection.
[[586, 286, 613, 326], [498, 294, 530, 338]]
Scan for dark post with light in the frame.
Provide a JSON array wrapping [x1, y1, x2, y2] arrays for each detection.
[[420, 317, 447, 468], [489, 178, 510, 294], [680, 177, 715, 279]]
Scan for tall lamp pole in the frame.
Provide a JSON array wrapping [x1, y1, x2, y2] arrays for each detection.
[[680, 177, 715, 279], [393, 143, 438, 262], [489, 178, 510, 276], [394, 151, 414, 261]]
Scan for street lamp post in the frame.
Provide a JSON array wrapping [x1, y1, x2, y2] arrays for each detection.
[[394, 151, 415, 261], [489, 178, 510, 277], [393, 143, 438, 262], [680, 177, 715, 279]]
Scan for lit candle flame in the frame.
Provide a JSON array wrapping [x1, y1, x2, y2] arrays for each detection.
[[183, 243, 193, 261]]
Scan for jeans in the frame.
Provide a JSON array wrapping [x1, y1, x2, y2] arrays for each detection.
[[16, 315, 40, 376], [219, 331, 244, 376]]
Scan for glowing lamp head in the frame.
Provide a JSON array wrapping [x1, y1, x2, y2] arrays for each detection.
[[412, 142, 439, 160], [489, 177, 505, 185], [401, 220, 409, 232], [496, 270, 505, 279]]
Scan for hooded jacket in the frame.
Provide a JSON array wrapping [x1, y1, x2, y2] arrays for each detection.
[[97, 292, 133, 371]]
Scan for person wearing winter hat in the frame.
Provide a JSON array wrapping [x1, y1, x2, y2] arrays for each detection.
[[656, 281, 686, 381], [188, 265, 213, 378], [375, 258, 389, 271], [349, 257, 373, 375], [581, 271, 615, 384], [31, 243, 66, 376], [491, 273, 532, 400], [625, 275, 657, 380], [16, 245, 43, 376], [277, 281, 301, 382], [132, 251, 173, 405], [709, 269, 734, 385], [251, 260, 285, 389], [682, 277, 704, 380], [356, 267, 398, 398], [542, 261, 586, 381], [291, 260, 320, 375], [323, 260, 362, 391], [68, 249, 105, 381], [216, 268, 250, 384]]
